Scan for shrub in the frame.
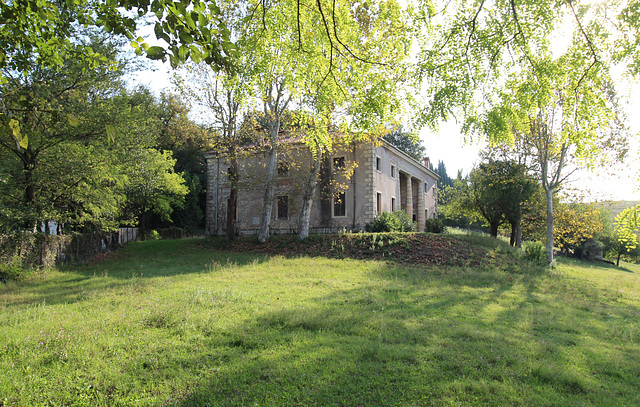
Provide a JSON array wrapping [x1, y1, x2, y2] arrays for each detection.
[[522, 241, 546, 265], [0, 257, 24, 281], [148, 230, 161, 240], [425, 218, 447, 234], [366, 211, 416, 233], [577, 239, 604, 260]]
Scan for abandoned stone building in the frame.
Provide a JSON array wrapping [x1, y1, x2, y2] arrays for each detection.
[[204, 138, 439, 236]]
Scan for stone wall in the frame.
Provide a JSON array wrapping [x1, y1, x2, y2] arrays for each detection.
[[0, 232, 119, 269]]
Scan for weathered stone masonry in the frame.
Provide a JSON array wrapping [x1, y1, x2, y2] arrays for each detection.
[[205, 139, 439, 236]]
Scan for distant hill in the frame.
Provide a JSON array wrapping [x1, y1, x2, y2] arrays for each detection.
[[596, 200, 639, 220]]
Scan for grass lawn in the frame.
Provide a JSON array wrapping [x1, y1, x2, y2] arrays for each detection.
[[1, 235, 639, 406]]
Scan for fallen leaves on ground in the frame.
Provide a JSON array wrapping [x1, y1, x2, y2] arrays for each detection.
[[204, 233, 490, 267]]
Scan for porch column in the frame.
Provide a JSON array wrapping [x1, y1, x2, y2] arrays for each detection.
[[405, 175, 413, 221], [417, 180, 425, 231]]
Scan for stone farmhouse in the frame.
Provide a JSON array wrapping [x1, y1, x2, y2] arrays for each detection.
[[204, 138, 439, 236]]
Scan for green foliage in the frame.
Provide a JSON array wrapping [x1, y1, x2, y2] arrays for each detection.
[[425, 218, 447, 234], [446, 160, 536, 239], [615, 204, 640, 251], [366, 211, 416, 233], [522, 241, 547, 266], [417, 0, 632, 264], [0, 0, 236, 83], [0, 256, 24, 280], [434, 160, 455, 193], [122, 149, 188, 230], [382, 125, 426, 162]]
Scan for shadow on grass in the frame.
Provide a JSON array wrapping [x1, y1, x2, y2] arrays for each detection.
[[163, 263, 630, 406], [4, 242, 640, 406], [0, 238, 271, 308]]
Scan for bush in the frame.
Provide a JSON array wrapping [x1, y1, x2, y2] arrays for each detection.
[[365, 211, 416, 233], [522, 241, 546, 265], [0, 257, 24, 281], [425, 218, 447, 234], [148, 230, 161, 240], [577, 239, 604, 260]]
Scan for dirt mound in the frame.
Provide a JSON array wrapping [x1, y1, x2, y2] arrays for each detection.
[[207, 233, 489, 267]]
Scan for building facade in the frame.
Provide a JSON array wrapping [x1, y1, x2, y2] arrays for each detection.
[[205, 139, 439, 236]]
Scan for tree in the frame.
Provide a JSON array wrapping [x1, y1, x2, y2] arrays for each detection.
[[554, 202, 604, 257], [0, 33, 127, 230], [482, 58, 626, 263], [447, 159, 536, 242], [615, 204, 640, 253], [498, 162, 537, 248], [417, 1, 632, 264], [234, 0, 411, 242], [383, 126, 426, 162], [434, 161, 454, 191], [173, 62, 247, 239], [0, 32, 190, 234], [152, 93, 213, 232], [121, 149, 188, 239], [0, 0, 236, 79]]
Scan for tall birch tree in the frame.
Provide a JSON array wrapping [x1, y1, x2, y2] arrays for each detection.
[[239, 0, 411, 241], [417, 0, 633, 264]]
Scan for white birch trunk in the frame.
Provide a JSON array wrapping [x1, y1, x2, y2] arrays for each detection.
[[545, 186, 555, 265], [258, 146, 278, 243], [297, 148, 322, 240]]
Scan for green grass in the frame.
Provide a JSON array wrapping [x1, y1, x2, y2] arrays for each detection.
[[1, 237, 639, 406]]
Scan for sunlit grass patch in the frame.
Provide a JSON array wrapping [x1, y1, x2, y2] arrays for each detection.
[[1, 238, 639, 406]]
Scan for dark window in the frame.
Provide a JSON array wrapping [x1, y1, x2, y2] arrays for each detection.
[[333, 157, 346, 171], [277, 162, 289, 177], [277, 196, 289, 220], [391, 197, 396, 212], [334, 192, 346, 217], [376, 193, 382, 214], [391, 165, 396, 178], [376, 157, 381, 171]]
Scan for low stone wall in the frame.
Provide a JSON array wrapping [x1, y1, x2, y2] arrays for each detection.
[[0, 232, 119, 269]]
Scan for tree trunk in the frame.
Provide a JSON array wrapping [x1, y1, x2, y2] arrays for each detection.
[[544, 186, 555, 265], [490, 222, 499, 238], [297, 148, 322, 241], [514, 206, 523, 248], [139, 211, 147, 241], [226, 157, 239, 241], [509, 222, 516, 246], [258, 146, 278, 243]]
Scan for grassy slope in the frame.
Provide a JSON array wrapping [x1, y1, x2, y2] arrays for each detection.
[[0, 236, 639, 406]]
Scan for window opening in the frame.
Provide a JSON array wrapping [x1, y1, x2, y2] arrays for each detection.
[[334, 192, 346, 217], [277, 196, 289, 220], [277, 162, 289, 177]]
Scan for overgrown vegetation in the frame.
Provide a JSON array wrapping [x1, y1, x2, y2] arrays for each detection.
[[365, 211, 416, 233], [1, 237, 639, 406]]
